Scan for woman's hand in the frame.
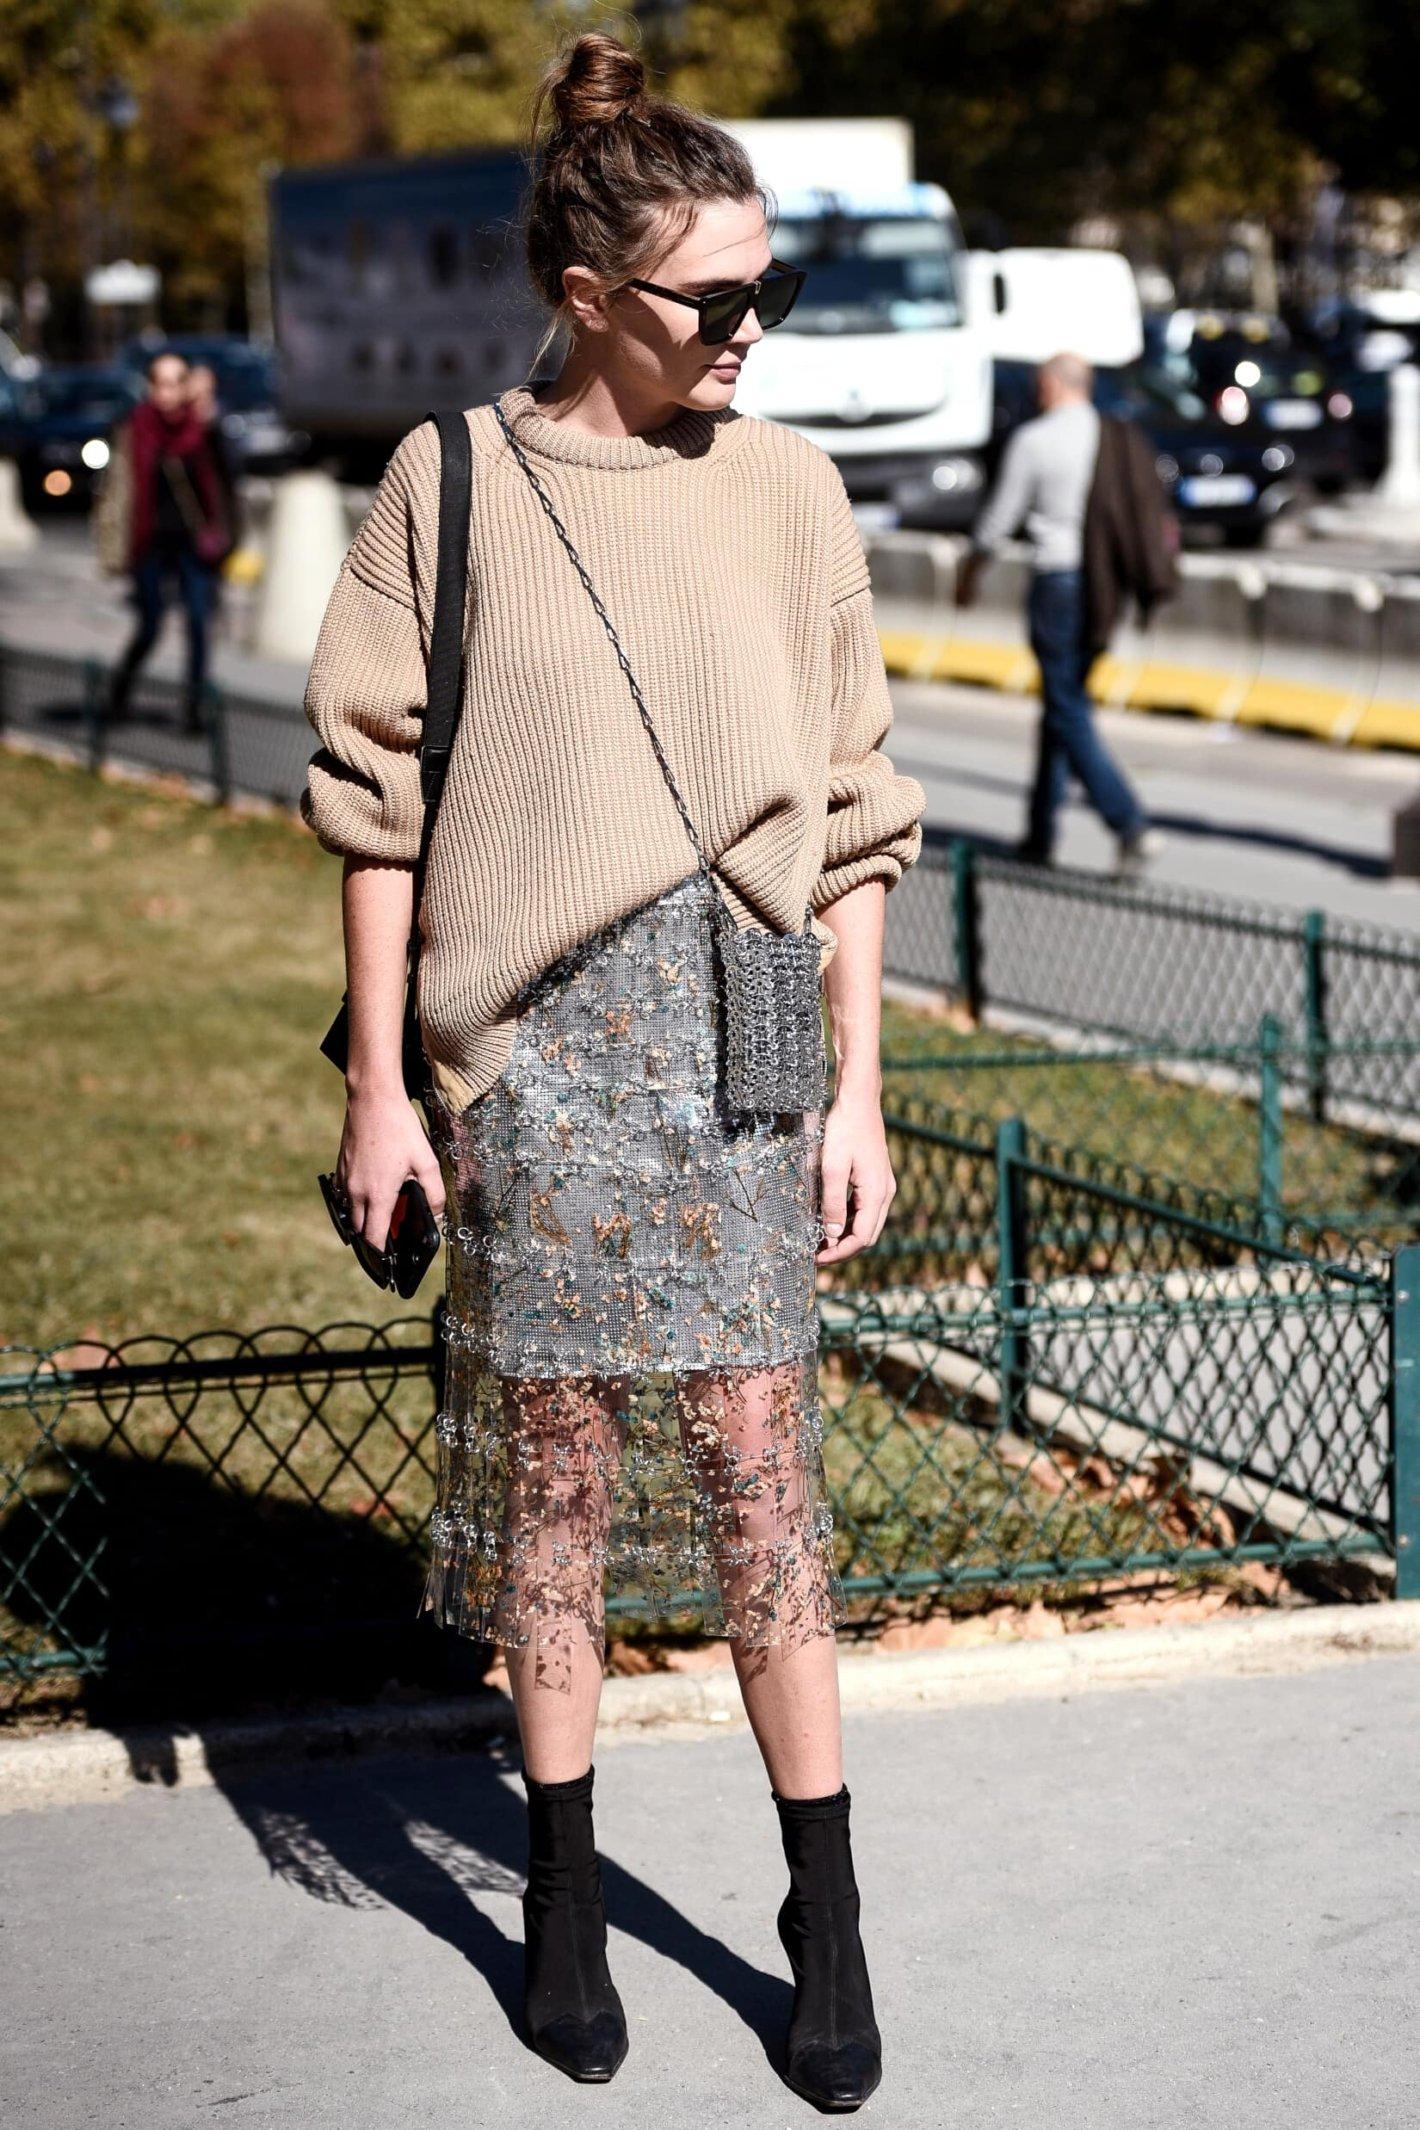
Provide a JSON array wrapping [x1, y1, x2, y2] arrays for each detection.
[[337, 1086, 446, 1253], [814, 1086, 897, 1266]]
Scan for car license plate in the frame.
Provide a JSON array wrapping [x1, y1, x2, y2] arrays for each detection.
[[1177, 474, 1257, 507], [1264, 399, 1322, 430]]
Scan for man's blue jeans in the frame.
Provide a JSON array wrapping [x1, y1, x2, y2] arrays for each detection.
[[1025, 568, 1145, 855]]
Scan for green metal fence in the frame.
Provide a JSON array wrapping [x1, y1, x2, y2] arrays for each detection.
[[877, 1024, 1420, 1256], [3, 1131, 1410, 1720], [891, 835, 1420, 1069]]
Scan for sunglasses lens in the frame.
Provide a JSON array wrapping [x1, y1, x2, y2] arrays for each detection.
[[699, 289, 748, 345], [700, 272, 803, 344], [755, 272, 802, 330]]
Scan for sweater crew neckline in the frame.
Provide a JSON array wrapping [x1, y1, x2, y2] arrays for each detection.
[[494, 382, 748, 471]]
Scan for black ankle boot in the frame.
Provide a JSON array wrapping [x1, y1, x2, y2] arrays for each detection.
[[520, 1763, 628, 2082], [772, 1782, 882, 2110]]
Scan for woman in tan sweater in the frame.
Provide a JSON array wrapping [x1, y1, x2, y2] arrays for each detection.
[[302, 30, 924, 2110]]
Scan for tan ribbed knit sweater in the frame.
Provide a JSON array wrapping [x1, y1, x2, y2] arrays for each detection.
[[300, 383, 926, 1118]]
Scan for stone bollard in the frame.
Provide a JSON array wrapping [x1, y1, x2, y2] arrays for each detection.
[[0, 457, 39, 553], [1392, 789, 1420, 879], [251, 468, 349, 663], [1379, 363, 1420, 511]]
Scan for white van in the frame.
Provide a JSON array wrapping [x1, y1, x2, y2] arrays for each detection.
[[968, 247, 1144, 370]]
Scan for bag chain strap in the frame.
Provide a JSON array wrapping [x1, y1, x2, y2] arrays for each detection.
[[492, 394, 739, 912]]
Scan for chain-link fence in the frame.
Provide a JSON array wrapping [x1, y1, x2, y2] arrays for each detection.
[[4, 1133, 1410, 1722], [889, 837, 1420, 1064], [875, 1026, 1420, 1257]]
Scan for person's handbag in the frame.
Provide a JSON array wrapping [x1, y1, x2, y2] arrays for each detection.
[[317, 407, 473, 1108], [491, 395, 825, 1116], [160, 452, 235, 568]]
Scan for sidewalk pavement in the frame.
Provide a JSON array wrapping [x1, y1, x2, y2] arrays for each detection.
[[3, 1640, 1415, 2129]]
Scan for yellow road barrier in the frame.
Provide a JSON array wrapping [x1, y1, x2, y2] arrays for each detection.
[[881, 629, 1420, 753]]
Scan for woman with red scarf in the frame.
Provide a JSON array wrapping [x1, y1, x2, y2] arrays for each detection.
[[103, 350, 233, 730]]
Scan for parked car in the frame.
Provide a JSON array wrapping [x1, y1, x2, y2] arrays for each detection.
[[119, 333, 307, 471], [1149, 318, 1355, 495], [1094, 364, 1300, 545], [0, 364, 142, 511]]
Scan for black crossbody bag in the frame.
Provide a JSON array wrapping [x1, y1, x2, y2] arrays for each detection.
[[317, 407, 472, 1105]]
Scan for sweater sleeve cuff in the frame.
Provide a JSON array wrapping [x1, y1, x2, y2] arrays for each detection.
[[812, 582, 927, 911], [299, 560, 427, 862]]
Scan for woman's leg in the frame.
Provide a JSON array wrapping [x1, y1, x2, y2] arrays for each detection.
[[676, 1357, 843, 1795], [679, 1360, 880, 2106], [107, 551, 168, 716], [497, 1370, 629, 2082], [174, 544, 215, 725], [499, 1370, 626, 1780]]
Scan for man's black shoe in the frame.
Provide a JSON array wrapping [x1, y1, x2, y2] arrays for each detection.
[[1011, 838, 1054, 868]]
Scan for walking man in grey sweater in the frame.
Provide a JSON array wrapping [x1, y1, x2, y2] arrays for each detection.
[[957, 351, 1162, 878]]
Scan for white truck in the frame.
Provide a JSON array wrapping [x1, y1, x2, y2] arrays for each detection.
[[715, 117, 996, 525]]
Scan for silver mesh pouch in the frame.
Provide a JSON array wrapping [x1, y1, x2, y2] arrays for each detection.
[[493, 396, 826, 1115], [707, 889, 826, 1113]]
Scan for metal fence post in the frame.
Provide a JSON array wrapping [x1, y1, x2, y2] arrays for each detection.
[[203, 681, 231, 807], [82, 658, 106, 776], [951, 840, 983, 1024], [1302, 909, 1328, 1124], [1258, 1013, 1284, 1245], [1389, 1244, 1420, 1600], [996, 1115, 1029, 1431]]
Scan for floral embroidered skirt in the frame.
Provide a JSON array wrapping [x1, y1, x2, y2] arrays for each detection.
[[421, 866, 846, 1693]]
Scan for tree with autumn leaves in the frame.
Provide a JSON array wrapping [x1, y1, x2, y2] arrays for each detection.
[[1, 0, 1417, 349]]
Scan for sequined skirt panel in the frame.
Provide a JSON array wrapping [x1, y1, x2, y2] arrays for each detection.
[[421, 868, 846, 1691]]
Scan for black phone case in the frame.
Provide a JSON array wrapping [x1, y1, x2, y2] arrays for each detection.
[[386, 1176, 442, 1298]]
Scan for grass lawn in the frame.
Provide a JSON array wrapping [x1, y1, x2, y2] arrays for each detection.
[[0, 745, 412, 1352]]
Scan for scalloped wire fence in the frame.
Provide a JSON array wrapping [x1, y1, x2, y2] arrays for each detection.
[[3, 1150, 1414, 1721]]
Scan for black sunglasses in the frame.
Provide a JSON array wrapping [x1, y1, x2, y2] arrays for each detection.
[[622, 259, 806, 346]]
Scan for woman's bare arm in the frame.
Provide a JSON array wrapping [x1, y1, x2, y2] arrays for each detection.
[[814, 877, 895, 1266], [335, 855, 447, 1250]]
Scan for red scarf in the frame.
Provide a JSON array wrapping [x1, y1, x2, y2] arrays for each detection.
[[127, 398, 224, 563]]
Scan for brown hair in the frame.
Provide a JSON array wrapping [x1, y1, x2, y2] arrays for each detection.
[[522, 29, 771, 373]]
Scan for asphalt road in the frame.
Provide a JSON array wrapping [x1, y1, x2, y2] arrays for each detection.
[[2, 1652, 1415, 2129], [888, 672, 1420, 931]]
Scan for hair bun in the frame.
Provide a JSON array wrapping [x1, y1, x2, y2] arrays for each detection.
[[549, 31, 646, 133]]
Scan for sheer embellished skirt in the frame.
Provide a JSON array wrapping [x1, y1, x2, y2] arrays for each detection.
[[421, 867, 846, 1693]]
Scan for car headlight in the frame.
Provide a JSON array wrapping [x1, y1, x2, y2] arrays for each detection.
[[931, 456, 983, 494], [1155, 454, 1180, 484], [1261, 445, 1294, 472], [81, 437, 109, 471]]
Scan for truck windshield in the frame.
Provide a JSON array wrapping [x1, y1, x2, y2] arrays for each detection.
[[769, 215, 964, 334]]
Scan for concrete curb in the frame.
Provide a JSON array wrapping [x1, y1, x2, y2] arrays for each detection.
[[5, 1601, 1420, 1815]]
